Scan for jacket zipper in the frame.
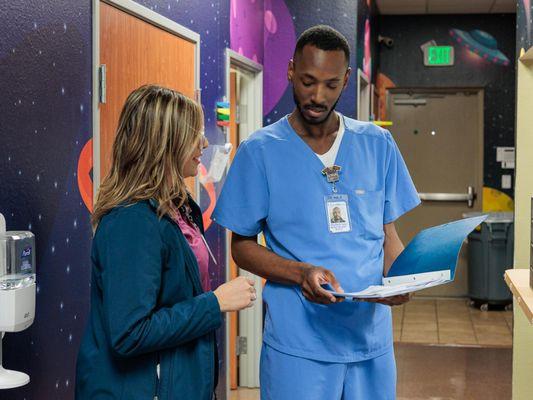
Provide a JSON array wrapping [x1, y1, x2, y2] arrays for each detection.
[[154, 353, 161, 400]]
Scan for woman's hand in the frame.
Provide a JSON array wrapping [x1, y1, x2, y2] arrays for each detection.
[[214, 276, 256, 312]]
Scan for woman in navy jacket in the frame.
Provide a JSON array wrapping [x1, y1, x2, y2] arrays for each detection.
[[75, 85, 256, 400]]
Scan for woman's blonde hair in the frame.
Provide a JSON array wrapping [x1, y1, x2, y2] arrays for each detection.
[[91, 85, 204, 230]]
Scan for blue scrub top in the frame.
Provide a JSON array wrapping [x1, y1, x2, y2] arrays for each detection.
[[213, 115, 420, 363]]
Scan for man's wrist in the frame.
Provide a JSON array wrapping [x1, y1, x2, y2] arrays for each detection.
[[295, 262, 312, 286]]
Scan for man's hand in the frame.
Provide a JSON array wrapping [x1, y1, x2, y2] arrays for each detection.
[[231, 234, 345, 304], [300, 265, 344, 304], [363, 293, 411, 307]]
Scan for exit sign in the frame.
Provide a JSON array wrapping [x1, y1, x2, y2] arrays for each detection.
[[424, 46, 455, 67]]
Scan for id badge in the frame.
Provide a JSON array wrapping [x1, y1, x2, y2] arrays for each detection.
[[325, 194, 352, 233]]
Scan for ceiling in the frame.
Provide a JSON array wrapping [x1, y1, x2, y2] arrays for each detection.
[[375, 0, 516, 15]]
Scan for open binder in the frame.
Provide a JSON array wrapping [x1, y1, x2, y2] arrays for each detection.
[[328, 215, 488, 299]]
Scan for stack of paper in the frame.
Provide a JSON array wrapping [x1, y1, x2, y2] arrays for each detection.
[[330, 270, 450, 299], [327, 215, 488, 300]]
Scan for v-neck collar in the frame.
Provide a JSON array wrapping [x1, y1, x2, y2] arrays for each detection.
[[284, 113, 350, 172]]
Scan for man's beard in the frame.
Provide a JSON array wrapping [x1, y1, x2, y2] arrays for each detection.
[[293, 88, 342, 125]]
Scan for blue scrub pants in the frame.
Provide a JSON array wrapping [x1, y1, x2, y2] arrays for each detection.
[[260, 343, 396, 400]]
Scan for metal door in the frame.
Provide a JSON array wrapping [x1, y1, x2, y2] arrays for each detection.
[[388, 89, 483, 297]]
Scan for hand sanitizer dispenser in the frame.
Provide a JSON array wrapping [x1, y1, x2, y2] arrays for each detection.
[[0, 213, 36, 389]]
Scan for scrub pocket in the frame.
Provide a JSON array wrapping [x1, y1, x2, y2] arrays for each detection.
[[352, 189, 385, 240]]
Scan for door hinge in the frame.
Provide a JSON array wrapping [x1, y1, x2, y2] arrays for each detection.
[[99, 64, 107, 104], [235, 104, 247, 124], [235, 105, 241, 124], [236, 336, 247, 355]]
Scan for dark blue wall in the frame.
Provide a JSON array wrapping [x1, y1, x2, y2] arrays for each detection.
[[0, 1, 92, 398], [0, 0, 230, 398]]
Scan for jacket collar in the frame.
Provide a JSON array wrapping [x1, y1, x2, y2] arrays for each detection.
[[148, 198, 159, 210]]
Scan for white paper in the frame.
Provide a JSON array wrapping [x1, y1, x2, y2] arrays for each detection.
[[328, 270, 451, 299], [200, 143, 233, 184]]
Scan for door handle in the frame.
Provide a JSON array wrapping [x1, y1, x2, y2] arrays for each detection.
[[418, 186, 476, 208]]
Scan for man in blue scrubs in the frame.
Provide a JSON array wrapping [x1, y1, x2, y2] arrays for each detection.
[[213, 25, 420, 399]]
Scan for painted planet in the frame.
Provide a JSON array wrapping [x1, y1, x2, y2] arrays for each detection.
[[264, 10, 277, 34], [449, 29, 510, 66], [263, 0, 296, 116]]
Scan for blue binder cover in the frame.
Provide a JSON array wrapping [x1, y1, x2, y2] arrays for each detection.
[[387, 215, 488, 279]]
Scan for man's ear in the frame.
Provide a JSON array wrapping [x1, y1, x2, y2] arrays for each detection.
[[343, 67, 352, 89], [288, 59, 295, 82]]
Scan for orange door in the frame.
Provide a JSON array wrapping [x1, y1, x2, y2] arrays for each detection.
[[99, 2, 197, 194]]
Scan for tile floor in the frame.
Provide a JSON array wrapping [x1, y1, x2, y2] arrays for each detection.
[[229, 298, 513, 400], [229, 344, 512, 400], [393, 298, 513, 347]]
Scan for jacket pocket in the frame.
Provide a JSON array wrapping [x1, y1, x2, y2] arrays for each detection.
[[352, 189, 385, 240]]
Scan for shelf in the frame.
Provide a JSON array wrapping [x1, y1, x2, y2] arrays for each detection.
[[504, 269, 533, 324]]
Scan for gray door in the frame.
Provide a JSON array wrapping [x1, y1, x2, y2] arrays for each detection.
[[388, 89, 483, 297]]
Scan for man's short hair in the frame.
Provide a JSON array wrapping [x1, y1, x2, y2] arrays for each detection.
[[294, 25, 351, 65]]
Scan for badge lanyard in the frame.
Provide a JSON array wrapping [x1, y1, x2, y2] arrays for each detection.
[[322, 165, 352, 233]]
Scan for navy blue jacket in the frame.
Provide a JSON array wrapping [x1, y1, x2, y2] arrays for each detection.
[[75, 199, 222, 400]]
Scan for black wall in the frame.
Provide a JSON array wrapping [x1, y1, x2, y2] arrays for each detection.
[[378, 14, 516, 197]]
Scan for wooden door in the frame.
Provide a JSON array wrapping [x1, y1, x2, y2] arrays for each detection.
[[99, 2, 197, 194], [388, 89, 483, 297]]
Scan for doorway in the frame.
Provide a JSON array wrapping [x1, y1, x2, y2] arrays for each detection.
[[387, 88, 484, 297], [357, 69, 371, 121], [93, 0, 201, 198], [224, 49, 263, 394]]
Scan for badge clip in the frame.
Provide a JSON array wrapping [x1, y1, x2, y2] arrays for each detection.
[[322, 165, 341, 183], [322, 165, 341, 193]]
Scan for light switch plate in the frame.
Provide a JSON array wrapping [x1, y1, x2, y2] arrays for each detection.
[[502, 174, 512, 189]]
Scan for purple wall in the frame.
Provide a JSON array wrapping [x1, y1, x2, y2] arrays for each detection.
[[264, 0, 358, 125], [229, 0, 367, 125]]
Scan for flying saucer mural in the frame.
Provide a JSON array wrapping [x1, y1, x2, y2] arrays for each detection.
[[450, 29, 510, 66]]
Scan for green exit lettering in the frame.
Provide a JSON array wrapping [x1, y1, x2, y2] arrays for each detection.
[[426, 46, 454, 66]]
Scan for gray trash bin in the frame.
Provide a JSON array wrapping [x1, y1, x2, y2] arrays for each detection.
[[463, 212, 513, 310]]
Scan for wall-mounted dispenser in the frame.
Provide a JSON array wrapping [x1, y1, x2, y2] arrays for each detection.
[[0, 213, 36, 389]]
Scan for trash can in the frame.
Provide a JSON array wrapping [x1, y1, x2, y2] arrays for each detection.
[[463, 212, 514, 311]]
